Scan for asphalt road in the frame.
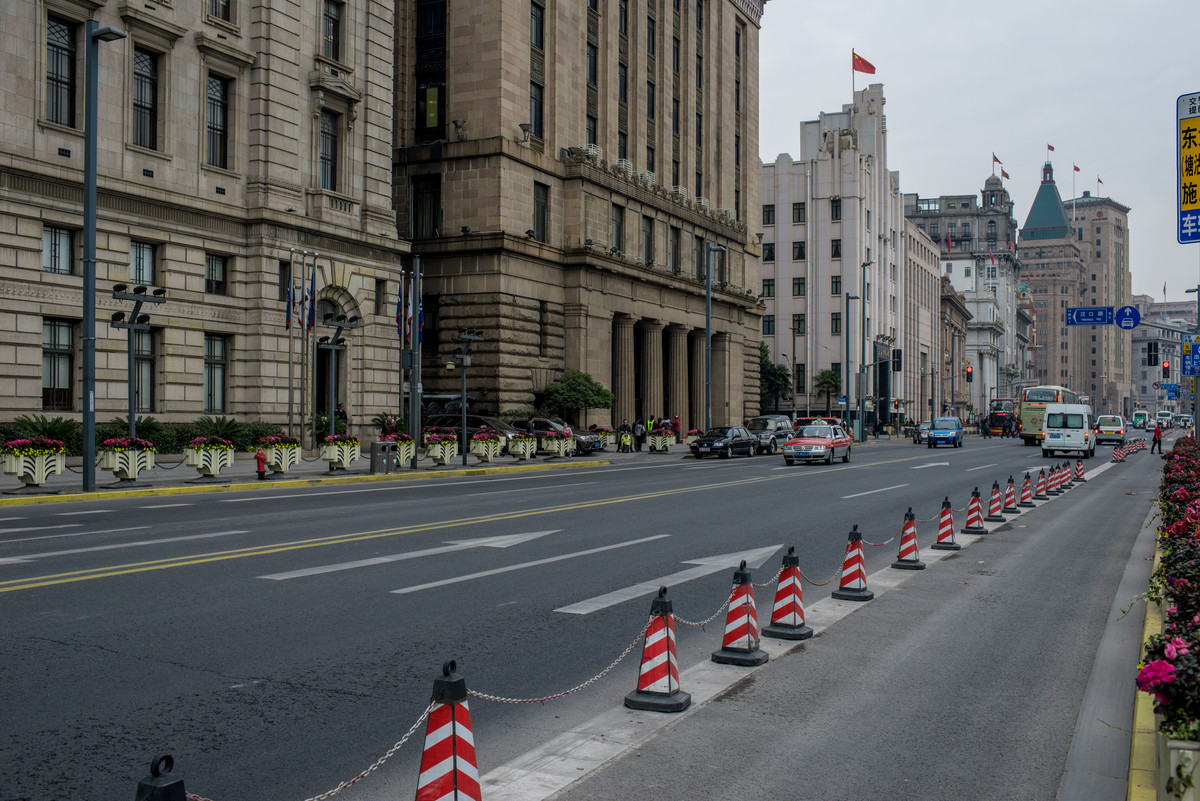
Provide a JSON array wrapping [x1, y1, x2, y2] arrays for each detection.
[[0, 436, 1160, 800]]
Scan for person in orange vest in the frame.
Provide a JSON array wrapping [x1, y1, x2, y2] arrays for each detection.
[[255, 447, 268, 480]]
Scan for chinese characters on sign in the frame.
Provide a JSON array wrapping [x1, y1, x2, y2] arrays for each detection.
[[1179, 92, 1200, 243]]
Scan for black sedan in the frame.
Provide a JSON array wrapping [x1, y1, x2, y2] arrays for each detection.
[[689, 426, 757, 458]]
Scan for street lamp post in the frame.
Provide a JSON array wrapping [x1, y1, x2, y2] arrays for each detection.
[[705, 242, 725, 431], [109, 284, 166, 442], [82, 19, 127, 493], [845, 293, 860, 437], [857, 260, 872, 442], [453, 329, 484, 466]]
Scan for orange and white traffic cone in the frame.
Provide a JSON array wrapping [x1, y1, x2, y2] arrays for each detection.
[[1034, 469, 1049, 500], [1074, 459, 1086, 482], [1018, 473, 1035, 508], [932, 497, 961, 551], [831, 525, 874, 601], [985, 480, 1006, 522], [892, 508, 925, 570], [1060, 462, 1074, 489], [711, 561, 769, 665], [763, 547, 813, 639], [1111, 445, 1124, 463], [415, 661, 482, 801], [625, 588, 691, 711], [961, 487, 987, 534], [1003, 476, 1019, 514]]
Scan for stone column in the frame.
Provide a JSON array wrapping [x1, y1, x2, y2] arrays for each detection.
[[666, 325, 689, 432], [639, 320, 665, 421], [690, 331, 706, 432], [613, 315, 635, 426]]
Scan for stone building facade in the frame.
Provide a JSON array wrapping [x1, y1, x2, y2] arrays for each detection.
[[393, 0, 768, 430], [1, 0, 410, 439]]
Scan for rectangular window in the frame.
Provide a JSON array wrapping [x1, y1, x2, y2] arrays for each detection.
[[530, 0, 544, 50], [209, 0, 231, 21], [672, 98, 680, 134], [618, 0, 628, 34], [646, 16, 655, 55], [646, 145, 655, 173], [205, 254, 228, 295], [762, 243, 775, 262], [792, 277, 805, 296], [762, 315, 775, 336], [42, 319, 74, 411], [795, 362, 806, 393], [206, 74, 230, 169], [618, 64, 628, 103], [830, 198, 841, 221], [529, 81, 544, 138], [646, 81, 655, 120], [587, 44, 598, 86], [696, 53, 702, 87], [831, 239, 841, 259], [374, 278, 387, 316], [611, 204, 625, 252], [132, 47, 158, 150], [735, 79, 741, 112], [204, 334, 228, 413], [618, 131, 628, 159], [694, 234, 705, 280], [792, 241, 806, 261], [46, 17, 76, 127], [762, 279, 775, 298], [831, 275, 842, 295], [43, 226, 73, 275], [831, 312, 841, 335], [130, 241, 155, 285], [412, 174, 441, 238], [133, 329, 155, 414], [642, 215, 654, 264], [696, 0, 703, 29], [586, 115, 597, 145], [671, 159, 680, 187], [792, 202, 805, 223], [533, 182, 549, 242], [793, 313, 805, 336], [762, 204, 775, 225], [319, 110, 340, 190], [322, 1, 342, 61], [672, 36, 680, 72], [669, 226, 681, 272]]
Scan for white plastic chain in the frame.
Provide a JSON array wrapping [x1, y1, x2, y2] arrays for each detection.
[[863, 528, 902, 547], [675, 587, 736, 628], [798, 566, 842, 587], [468, 620, 651, 704], [751, 562, 786, 588]]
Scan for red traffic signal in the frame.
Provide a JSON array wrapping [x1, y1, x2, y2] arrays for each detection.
[[965, 365, 974, 382], [1163, 360, 1171, 379]]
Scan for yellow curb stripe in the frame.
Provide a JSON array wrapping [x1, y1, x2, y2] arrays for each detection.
[[1128, 544, 1163, 801]]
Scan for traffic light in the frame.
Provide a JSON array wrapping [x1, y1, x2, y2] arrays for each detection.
[[892, 348, 902, 372], [965, 365, 974, 382], [1164, 360, 1171, 379]]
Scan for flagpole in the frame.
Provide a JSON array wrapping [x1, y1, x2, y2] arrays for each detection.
[[398, 265, 406, 422], [310, 253, 320, 450], [287, 248, 295, 437], [299, 251, 310, 449], [408, 256, 422, 469]]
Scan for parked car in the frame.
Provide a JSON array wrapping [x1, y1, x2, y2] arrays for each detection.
[[795, 416, 844, 429], [689, 426, 757, 458], [508, 417, 602, 455], [1094, 414, 1126, 445], [746, 415, 794, 454], [782, 424, 852, 465], [927, 417, 964, 448], [424, 414, 521, 451], [912, 422, 931, 444]]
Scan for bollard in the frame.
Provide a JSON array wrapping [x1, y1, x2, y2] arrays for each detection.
[[135, 755, 186, 801], [416, 661, 481, 801], [711, 561, 769, 665], [625, 587, 691, 711], [763, 547, 814, 639]]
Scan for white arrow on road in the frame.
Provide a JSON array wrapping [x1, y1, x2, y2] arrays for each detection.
[[259, 530, 561, 580], [911, 462, 949, 469], [554, 544, 782, 615]]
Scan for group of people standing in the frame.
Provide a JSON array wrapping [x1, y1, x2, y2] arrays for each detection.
[[615, 415, 682, 452]]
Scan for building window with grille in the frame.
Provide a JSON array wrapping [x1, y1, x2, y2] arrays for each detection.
[[831, 239, 841, 259], [793, 313, 805, 336], [132, 48, 159, 150], [533, 182, 549, 242], [762, 204, 775, 225], [618, 64, 627, 103], [793, 277, 805, 296], [618, 0, 628, 34], [795, 363, 806, 393], [611, 204, 625, 252], [46, 17, 76, 127], [209, 0, 232, 22], [530, 0, 544, 50], [647, 16, 656, 55], [762, 315, 775, 336], [207, 74, 230, 169], [830, 198, 841, 221], [792, 241, 806, 261], [133, 329, 155, 413], [130, 241, 155, 284], [43, 226, 73, 275], [322, 1, 342, 61], [831, 312, 841, 335], [792, 202, 805, 224], [763, 243, 775, 261], [618, 131, 628, 159], [587, 44, 597, 86], [646, 145, 655, 173], [586, 115, 597, 145], [762, 278, 775, 298], [641, 215, 654, 264], [320, 110, 340, 190], [42, 319, 74, 411], [694, 234, 705, 280], [529, 81, 544, 138], [204, 334, 227, 413], [647, 81, 655, 120], [205, 254, 228, 295], [412, 174, 441, 238], [669, 226, 681, 272], [831, 275, 842, 295]]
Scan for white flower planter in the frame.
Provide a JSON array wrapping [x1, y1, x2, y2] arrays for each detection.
[[263, 445, 301, 473], [319, 442, 361, 470], [470, 441, 503, 463], [183, 447, 235, 477], [509, 439, 537, 460], [648, 435, 672, 452], [543, 438, 574, 458], [426, 441, 459, 465], [100, 449, 155, 481], [1157, 732, 1200, 801], [2, 452, 65, 486]]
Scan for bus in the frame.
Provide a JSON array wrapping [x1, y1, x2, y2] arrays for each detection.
[[1131, 410, 1150, 429], [987, 398, 1016, 436], [1016, 385, 1081, 446]]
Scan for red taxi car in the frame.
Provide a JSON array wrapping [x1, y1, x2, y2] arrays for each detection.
[[782, 423, 852, 465]]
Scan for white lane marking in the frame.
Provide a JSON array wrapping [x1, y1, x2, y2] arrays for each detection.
[[0, 529, 248, 563], [140, 503, 192, 509], [967, 463, 997, 472], [391, 535, 670, 595], [841, 484, 909, 499], [911, 462, 949, 469], [0, 517, 25, 522], [0, 524, 80, 535], [469, 482, 595, 497], [555, 544, 781, 615], [0, 526, 151, 546], [259, 531, 561, 580], [55, 509, 111, 516]]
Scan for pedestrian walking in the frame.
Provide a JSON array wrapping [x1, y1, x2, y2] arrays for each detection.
[[1151, 422, 1164, 454], [634, 418, 647, 451]]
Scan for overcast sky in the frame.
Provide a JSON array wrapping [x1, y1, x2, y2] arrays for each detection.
[[759, 0, 1196, 304]]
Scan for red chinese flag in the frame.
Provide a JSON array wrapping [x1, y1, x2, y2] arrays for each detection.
[[1001, 168, 1010, 179], [852, 52, 876, 74], [1098, 176, 1103, 185], [1073, 164, 1080, 172], [993, 153, 1002, 165], [990, 251, 995, 265], [1047, 143, 1055, 151]]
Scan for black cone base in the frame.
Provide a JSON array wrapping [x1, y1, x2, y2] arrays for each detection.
[[762, 622, 813, 640], [831, 587, 874, 602], [624, 689, 691, 713], [1018, 501, 1035, 508], [891, 558, 925, 570], [961, 525, 987, 535], [931, 541, 961, 551], [711, 647, 769, 666], [984, 514, 1006, 523]]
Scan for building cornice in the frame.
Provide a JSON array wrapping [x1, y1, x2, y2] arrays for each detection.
[[729, 0, 766, 27]]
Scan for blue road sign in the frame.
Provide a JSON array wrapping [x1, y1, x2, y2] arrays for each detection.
[[1168, 385, 1179, 400], [837, 395, 847, 405], [1065, 306, 1114, 326], [1115, 305, 1141, 330]]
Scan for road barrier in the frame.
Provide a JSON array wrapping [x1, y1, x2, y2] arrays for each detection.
[[891, 508, 925, 571], [1018, 473, 1035, 508], [625, 588, 690, 712], [1003, 476, 1019, 514], [961, 488, 987, 534], [763, 547, 814, 640], [985, 481, 1006, 523], [933, 497, 961, 551], [711, 561, 769, 665], [831, 526, 874, 602]]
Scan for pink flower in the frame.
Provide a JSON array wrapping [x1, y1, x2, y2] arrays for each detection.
[[1138, 659, 1177, 691]]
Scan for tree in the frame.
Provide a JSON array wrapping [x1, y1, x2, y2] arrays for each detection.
[[814, 369, 842, 417], [535, 369, 616, 423], [758, 342, 792, 413]]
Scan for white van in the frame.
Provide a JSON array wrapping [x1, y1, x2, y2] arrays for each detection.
[[1042, 403, 1095, 458]]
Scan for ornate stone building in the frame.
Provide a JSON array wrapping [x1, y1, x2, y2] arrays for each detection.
[[1, 0, 409, 437], [394, 0, 768, 430]]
